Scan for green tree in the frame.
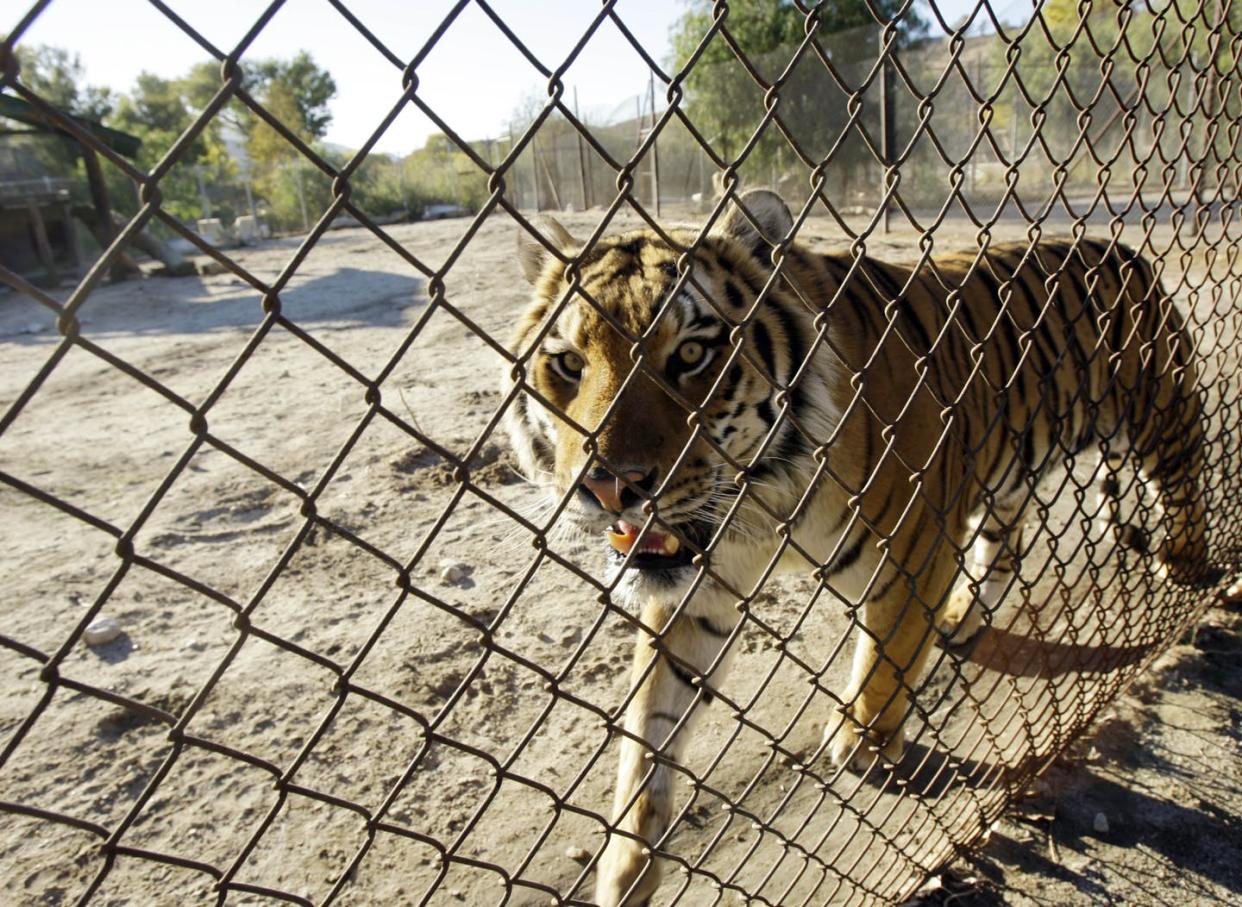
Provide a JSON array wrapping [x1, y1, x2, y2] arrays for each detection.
[[14, 44, 113, 122], [243, 51, 338, 231], [400, 132, 489, 216], [993, 0, 1241, 198], [109, 69, 238, 223], [247, 52, 337, 141], [5, 45, 115, 178], [669, 0, 926, 174]]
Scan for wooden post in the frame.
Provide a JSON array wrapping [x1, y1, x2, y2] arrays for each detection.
[[81, 145, 115, 249], [62, 199, 83, 276], [295, 164, 309, 232], [537, 144, 563, 211], [531, 134, 543, 210], [574, 87, 591, 210], [80, 144, 135, 281], [26, 200, 58, 285]]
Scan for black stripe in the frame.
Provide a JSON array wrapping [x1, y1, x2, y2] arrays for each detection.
[[752, 319, 777, 378], [756, 397, 776, 429], [869, 260, 933, 353], [826, 529, 868, 577], [1148, 441, 1199, 482], [724, 281, 745, 309], [667, 660, 713, 703], [1002, 253, 1060, 381], [972, 266, 1019, 380], [768, 301, 807, 398], [943, 270, 982, 342], [1057, 245, 1101, 333], [693, 616, 731, 638]]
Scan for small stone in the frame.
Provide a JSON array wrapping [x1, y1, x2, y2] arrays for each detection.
[[84, 616, 122, 646], [1093, 812, 1110, 834], [565, 846, 590, 863], [439, 561, 468, 585], [25, 321, 45, 334]]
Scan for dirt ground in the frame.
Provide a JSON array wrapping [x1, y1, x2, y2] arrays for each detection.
[[0, 207, 1239, 906], [910, 593, 1242, 907]]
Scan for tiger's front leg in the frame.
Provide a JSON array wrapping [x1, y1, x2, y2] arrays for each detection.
[[824, 547, 958, 772], [595, 591, 739, 907]]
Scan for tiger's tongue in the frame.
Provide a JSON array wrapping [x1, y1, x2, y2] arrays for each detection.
[[606, 520, 681, 556]]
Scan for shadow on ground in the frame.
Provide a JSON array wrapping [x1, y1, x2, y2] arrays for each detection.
[[909, 592, 1242, 906]]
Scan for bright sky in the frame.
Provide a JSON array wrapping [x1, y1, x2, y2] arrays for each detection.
[[8, 0, 986, 156]]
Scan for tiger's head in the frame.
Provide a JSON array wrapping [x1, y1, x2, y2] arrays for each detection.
[[502, 190, 812, 595]]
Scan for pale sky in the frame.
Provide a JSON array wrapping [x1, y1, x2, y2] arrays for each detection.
[[8, 0, 987, 156]]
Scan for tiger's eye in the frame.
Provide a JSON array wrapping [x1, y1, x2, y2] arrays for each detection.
[[558, 351, 584, 378], [678, 341, 705, 366]]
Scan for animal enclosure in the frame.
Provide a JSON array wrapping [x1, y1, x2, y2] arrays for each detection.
[[1, 2, 1241, 906]]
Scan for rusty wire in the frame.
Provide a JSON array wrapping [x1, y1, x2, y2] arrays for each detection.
[[1, 0, 1241, 905]]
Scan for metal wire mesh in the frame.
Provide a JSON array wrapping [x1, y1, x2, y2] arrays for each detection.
[[1, 1, 1241, 905]]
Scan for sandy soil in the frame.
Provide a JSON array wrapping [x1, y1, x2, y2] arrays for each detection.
[[0, 208, 1238, 906], [910, 593, 1242, 907]]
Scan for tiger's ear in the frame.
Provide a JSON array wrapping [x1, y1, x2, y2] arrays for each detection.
[[517, 216, 579, 285], [712, 189, 793, 261]]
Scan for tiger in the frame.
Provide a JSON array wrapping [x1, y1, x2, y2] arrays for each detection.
[[501, 189, 1218, 906]]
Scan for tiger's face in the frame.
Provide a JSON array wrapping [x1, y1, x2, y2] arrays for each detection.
[[503, 193, 801, 596]]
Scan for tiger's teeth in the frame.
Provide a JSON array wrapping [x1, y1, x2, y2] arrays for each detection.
[[661, 534, 681, 556]]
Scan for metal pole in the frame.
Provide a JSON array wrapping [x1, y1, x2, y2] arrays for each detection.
[[575, 87, 591, 210], [531, 132, 542, 210], [195, 164, 213, 219], [879, 26, 892, 234], [649, 73, 661, 217]]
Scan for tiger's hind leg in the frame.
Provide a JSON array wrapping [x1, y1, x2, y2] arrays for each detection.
[[1093, 445, 1151, 556], [1131, 392, 1219, 587], [941, 497, 1026, 647]]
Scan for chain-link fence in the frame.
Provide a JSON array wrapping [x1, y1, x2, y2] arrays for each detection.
[[2, 1, 1241, 905]]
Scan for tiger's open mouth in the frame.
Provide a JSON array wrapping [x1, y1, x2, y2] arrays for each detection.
[[606, 519, 696, 571]]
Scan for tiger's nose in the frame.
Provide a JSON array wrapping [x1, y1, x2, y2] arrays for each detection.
[[579, 466, 657, 514]]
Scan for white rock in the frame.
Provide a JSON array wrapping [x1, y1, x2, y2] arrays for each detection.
[[25, 322, 45, 334], [1093, 812, 1110, 834], [439, 561, 468, 584], [84, 616, 122, 646], [565, 846, 590, 863]]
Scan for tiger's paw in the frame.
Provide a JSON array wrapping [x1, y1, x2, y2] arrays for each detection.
[[823, 707, 904, 773], [595, 837, 659, 907], [939, 583, 985, 647]]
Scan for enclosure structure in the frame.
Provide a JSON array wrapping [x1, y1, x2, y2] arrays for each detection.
[[1, 1, 1240, 905]]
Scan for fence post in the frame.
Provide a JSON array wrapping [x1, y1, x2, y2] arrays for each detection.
[[575, 87, 591, 210], [650, 73, 660, 216], [879, 25, 893, 234]]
